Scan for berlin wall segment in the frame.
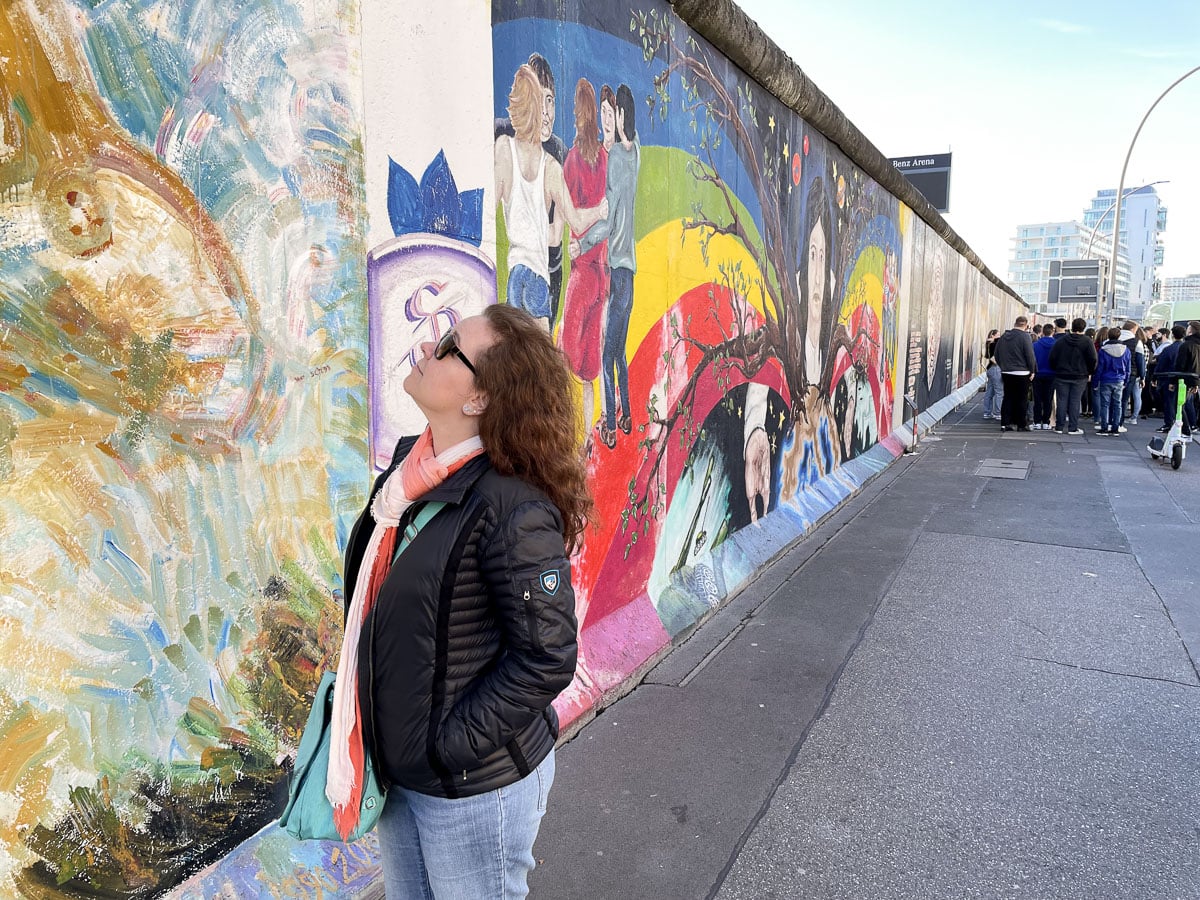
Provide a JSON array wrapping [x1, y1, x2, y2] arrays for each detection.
[[0, 0, 1020, 896]]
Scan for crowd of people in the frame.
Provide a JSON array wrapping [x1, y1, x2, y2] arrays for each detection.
[[982, 316, 1200, 436]]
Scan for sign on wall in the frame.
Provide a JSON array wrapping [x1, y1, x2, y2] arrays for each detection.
[[889, 153, 953, 213]]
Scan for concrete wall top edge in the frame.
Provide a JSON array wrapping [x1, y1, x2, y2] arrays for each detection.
[[671, 0, 1025, 307]]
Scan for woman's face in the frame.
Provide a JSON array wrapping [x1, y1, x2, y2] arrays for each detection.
[[806, 216, 826, 340], [927, 255, 945, 382], [403, 315, 495, 419], [601, 100, 615, 143]]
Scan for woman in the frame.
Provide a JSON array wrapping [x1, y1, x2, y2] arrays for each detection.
[[982, 328, 1003, 419], [1131, 325, 1150, 422], [560, 79, 609, 447], [1081, 328, 1095, 417], [335, 304, 591, 898], [797, 174, 834, 393]]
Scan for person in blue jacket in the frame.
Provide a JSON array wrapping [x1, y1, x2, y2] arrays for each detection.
[[1093, 327, 1131, 435], [1032, 325, 1057, 429]]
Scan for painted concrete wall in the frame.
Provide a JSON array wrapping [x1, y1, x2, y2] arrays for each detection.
[[0, 0, 369, 895], [0, 0, 1021, 896], [486, 1, 1019, 731]]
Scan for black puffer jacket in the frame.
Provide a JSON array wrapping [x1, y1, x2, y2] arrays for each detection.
[[343, 436, 577, 799]]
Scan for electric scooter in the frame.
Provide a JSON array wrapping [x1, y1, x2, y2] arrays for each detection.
[[1148, 375, 1195, 470]]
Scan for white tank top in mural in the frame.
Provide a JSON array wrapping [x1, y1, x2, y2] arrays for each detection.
[[504, 138, 549, 282]]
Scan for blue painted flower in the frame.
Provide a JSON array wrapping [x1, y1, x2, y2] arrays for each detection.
[[388, 151, 483, 247]]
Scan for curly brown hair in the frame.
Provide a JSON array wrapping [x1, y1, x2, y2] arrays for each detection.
[[477, 304, 594, 553]]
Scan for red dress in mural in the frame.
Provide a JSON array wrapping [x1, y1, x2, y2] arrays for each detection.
[[561, 145, 608, 380]]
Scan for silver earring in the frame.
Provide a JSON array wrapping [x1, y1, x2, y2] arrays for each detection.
[[463, 404, 476, 416]]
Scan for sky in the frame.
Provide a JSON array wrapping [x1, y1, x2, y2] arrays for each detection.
[[734, 0, 1200, 282]]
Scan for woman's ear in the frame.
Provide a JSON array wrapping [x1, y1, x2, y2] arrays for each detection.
[[463, 393, 488, 417]]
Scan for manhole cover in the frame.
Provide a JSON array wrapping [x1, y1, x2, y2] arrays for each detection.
[[976, 458, 1030, 479]]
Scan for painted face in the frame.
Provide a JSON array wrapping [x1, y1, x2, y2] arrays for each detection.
[[615, 104, 626, 143], [927, 254, 945, 385], [601, 100, 616, 144], [806, 216, 826, 343], [541, 86, 555, 143], [403, 314, 495, 419]]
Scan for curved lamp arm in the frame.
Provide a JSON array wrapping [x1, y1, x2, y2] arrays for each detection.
[[1104, 65, 1200, 324]]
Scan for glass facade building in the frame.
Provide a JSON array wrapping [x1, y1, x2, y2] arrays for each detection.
[[1082, 186, 1166, 317], [1006, 220, 1129, 316]]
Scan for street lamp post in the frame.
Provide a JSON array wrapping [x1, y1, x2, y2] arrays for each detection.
[[1106, 65, 1200, 324], [1084, 181, 1169, 326]]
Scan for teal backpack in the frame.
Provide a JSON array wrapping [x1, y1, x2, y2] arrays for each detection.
[[279, 501, 444, 841]]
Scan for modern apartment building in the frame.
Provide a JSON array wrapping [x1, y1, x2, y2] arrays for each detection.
[[1007, 220, 1129, 315], [1082, 185, 1166, 316], [1161, 274, 1200, 304]]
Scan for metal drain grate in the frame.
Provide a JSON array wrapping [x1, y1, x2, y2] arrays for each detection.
[[976, 458, 1030, 479]]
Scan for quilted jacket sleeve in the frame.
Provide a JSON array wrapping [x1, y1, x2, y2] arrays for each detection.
[[435, 499, 578, 770]]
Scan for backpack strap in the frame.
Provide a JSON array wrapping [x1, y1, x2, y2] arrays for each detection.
[[394, 501, 446, 561]]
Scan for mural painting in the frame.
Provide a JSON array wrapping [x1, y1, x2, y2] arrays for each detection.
[[0, 0, 1020, 893], [368, 152, 492, 468], [0, 0, 366, 895], [490, 0, 1019, 720]]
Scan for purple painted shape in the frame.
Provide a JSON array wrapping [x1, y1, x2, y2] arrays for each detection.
[[367, 234, 496, 470]]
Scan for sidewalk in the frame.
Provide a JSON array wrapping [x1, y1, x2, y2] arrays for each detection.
[[530, 396, 1200, 900]]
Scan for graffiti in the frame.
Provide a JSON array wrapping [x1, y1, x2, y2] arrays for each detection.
[[0, 0, 365, 894]]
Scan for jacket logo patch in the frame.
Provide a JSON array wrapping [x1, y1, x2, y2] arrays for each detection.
[[540, 570, 560, 595]]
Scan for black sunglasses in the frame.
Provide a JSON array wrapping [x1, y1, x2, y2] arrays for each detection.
[[434, 330, 476, 374]]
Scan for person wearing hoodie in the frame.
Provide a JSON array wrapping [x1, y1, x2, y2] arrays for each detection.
[[994, 315, 1037, 431], [1031, 326, 1058, 429], [1048, 317, 1098, 434], [1153, 324, 1191, 435], [1118, 320, 1146, 425], [1171, 320, 1200, 438], [1094, 327, 1131, 435]]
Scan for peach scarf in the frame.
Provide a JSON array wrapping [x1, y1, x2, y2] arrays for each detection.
[[327, 428, 483, 838]]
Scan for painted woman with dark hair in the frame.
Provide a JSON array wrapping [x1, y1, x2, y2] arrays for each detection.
[[796, 174, 835, 393], [571, 82, 639, 450]]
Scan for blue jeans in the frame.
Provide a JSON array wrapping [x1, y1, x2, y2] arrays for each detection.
[[983, 366, 1003, 416], [1122, 376, 1142, 422], [507, 264, 551, 320], [1097, 382, 1123, 432], [603, 267, 634, 430], [377, 752, 554, 899]]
